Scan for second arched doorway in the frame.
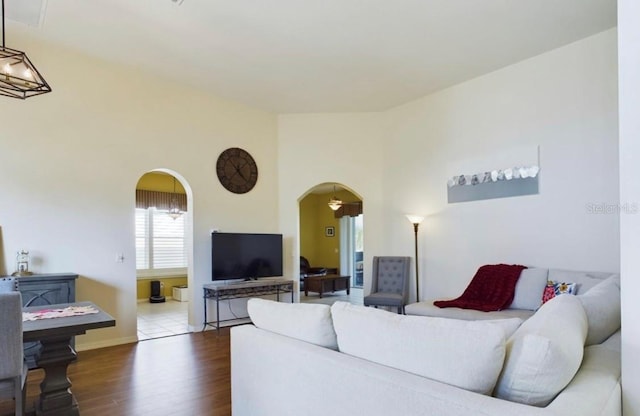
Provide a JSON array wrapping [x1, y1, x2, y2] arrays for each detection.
[[299, 182, 364, 305]]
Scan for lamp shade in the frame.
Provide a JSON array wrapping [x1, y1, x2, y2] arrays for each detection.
[[405, 214, 424, 225]]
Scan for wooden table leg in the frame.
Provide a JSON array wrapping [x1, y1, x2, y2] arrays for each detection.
[[34, 335, 79, 416]]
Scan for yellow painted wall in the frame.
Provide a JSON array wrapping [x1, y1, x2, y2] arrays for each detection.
[[137, 277, 188, 300], [299, 196, 320, 264], [137, 172, 186, 193], [299, 189, 360, 271]]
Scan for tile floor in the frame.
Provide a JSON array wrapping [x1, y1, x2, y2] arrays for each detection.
[[137, 299, 190, 341], [136, 287, 363, 341]]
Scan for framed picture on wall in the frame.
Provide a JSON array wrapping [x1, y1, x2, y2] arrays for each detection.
[[325, 226, 335, 237]]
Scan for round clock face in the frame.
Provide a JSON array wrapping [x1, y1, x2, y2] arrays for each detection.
[[216, 147, 258, 194]]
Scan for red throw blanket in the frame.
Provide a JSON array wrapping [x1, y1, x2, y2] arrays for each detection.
[[434, 264, 527, 312]]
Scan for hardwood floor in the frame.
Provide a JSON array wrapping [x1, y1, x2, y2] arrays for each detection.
[[0, 329, 232, 416]]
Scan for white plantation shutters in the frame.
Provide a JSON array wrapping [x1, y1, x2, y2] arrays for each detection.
[[136, 207, 187, 276]]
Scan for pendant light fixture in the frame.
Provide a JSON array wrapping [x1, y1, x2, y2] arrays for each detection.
[[327, 185, 342, 211], [0, 0, 51, 99], [168, 177, 183, 220]]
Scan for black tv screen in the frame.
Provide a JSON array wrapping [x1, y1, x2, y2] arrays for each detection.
[[211, 232, 283, 281]]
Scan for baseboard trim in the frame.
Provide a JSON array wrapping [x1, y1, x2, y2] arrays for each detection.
[[76, 336, 139, 352]]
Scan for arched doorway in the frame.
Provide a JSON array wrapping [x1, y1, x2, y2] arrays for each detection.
[[298, 182, 364, 305], [134, 170, 193, 340]]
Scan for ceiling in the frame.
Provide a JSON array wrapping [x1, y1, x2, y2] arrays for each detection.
[[5, 0, 616, 113]]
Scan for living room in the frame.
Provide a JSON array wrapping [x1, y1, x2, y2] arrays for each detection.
[[1, 0, 640, 414]]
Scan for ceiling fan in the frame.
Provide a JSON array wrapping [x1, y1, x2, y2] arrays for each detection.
[[327, 186, 361, 211]]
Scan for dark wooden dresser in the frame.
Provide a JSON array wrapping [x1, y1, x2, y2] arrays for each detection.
[[17, 273, 79, 368]]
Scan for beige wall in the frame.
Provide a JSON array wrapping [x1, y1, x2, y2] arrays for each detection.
[[0, 28, 620, 358], [279, 30, 619, 305], [0, 34, 279, 350], [383, 30, 619, 301], [278, 114, 386, 296]]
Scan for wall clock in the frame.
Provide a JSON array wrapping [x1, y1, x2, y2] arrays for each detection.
[[216, 147, 258, 194]]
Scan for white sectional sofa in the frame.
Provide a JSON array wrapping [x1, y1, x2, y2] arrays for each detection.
[[231, 272, 621, 416], [405, 268, 615, 322]]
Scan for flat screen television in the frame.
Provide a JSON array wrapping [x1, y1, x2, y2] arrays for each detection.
[[211, 232, 283, 281]]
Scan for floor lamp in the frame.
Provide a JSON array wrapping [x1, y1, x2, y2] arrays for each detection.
[[405, 215, 424, 302]]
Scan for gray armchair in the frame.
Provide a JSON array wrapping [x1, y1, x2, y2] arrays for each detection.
[[363, 256, 411, 314], [0, 290, 27, 416]]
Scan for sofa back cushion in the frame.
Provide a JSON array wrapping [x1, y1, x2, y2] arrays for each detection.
[[547, 269, 613, 294], [330, 301, 507, 395], [494, 294, 588, 406], [247, 298, 338, 350], [578, 275, 621, 346], [509, 268, 548, 310]]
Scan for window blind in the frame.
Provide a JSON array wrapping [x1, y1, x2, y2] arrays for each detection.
[[136, 207, 187, 273]]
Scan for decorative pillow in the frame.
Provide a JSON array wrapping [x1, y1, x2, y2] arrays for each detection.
[[331, 301, 506, 395], [541, 281, 577, 305], [247, 298, 338, 350], [547, 269, 604, 294], [494, 294, 588, 406], [510, 268, 548, 310], [578, 276, 621, 346]]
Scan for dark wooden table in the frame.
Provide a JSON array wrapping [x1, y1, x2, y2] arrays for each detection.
[[22, 301, 116, 416], [304, 275, 351, 298]]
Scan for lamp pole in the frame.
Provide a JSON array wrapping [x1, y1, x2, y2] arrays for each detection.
[[406, 215, 424, 303]]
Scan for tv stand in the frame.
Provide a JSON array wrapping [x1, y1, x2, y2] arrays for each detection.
[[202, 278, 294, 332]]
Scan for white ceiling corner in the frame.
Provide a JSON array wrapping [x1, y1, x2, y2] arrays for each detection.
[[3, 0, 617, 113]]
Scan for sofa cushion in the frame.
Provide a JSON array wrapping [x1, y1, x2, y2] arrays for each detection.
[[247, 298, 338, 350], [578, 276, 621, 346], [509, 268, 548, 310], [406, 300, 534, 321], [547, 269, 605, 294], [483, 318, 524, 339], [331, 301, 507, 395], [494, 294, 588, 406]]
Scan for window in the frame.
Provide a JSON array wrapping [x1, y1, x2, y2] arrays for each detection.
[[136, 207, 187, 277]]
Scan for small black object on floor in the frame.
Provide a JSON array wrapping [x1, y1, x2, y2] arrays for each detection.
[[149, 280, 165, 303]]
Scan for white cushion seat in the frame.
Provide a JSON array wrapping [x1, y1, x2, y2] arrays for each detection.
[[406, 300, 534, 321]]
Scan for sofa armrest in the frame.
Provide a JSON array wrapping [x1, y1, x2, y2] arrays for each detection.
[[232, 325, 621, 416]]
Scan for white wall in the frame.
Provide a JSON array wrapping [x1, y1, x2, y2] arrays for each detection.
[[618, 0, 640, 413], [0, 22, 621, 371], [0, 35, 279, 349], [278, 30, 618, 304], [382, 29, 619, 300], [277, 113, 385, 296]]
